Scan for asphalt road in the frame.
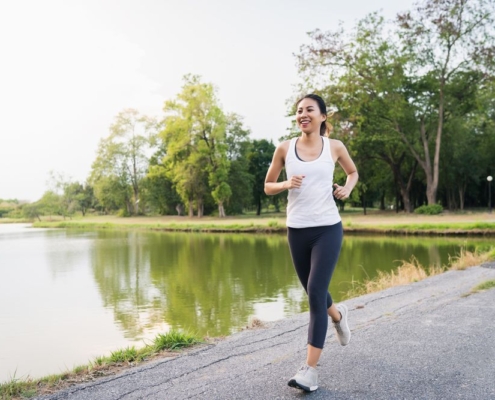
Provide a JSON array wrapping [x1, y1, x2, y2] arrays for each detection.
[[38, 264, 495, 400]]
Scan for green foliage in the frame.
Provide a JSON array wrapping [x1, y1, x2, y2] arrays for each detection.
[[142, 165, 182, 215], [89, 109, 157, 215], [0, 199, 20, 218], [295, 0, 495, 208], [414, 204, 444, 215], [248, 139, 275, 216], [160, 75, 241, 217]]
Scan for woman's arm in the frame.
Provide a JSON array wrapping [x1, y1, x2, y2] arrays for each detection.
[[332, 140, 359, 200], [264, 142, 304, 195]]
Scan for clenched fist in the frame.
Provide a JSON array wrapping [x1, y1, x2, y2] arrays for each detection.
[[285, 175, 305, 189], [333, 183, 351, 200]]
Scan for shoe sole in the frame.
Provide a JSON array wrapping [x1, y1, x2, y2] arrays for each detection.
[[288, 379, 318, 392]]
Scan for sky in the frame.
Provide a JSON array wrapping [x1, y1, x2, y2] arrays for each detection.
[[0, 0, 415, 201]]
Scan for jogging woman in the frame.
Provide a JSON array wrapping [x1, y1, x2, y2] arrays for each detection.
[[264, 94, 358, 392]]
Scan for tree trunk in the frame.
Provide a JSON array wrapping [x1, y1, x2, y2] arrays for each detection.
[[458, 184, 466, 210], [398, 116, 440, 206], [188, 201, 194, 217], [389, 160, 416, 213], [197, 198, 204, 218], [362, 193, 367, 215], [256, 198, 261, 216], [425, 173, 437, 206], [133, 190, 139, 215], [380, 192, 385, 211], [218, 202, 226, 218], [176, 204, 183, 216]]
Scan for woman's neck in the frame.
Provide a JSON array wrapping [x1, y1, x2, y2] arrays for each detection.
[[300, 131, 321, 143]]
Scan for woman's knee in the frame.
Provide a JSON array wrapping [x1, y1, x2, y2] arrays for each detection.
[[307, 286, 327, 310]]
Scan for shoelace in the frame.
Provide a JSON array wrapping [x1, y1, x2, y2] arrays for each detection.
[[298, 365, 309, 375]]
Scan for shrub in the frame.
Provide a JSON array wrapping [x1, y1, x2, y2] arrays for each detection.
[[414, 204, 443, 215]]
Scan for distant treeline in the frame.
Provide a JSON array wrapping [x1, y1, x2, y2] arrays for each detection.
[[3, 0, 495, 219]]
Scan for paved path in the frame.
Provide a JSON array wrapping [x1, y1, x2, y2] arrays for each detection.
[[38, 265, 495, 400]]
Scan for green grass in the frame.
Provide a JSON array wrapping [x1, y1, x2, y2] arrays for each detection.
[[32, 220, 286, 233], [31, 218, 495, 236], [385, 222, 495, 230], [153, 330, 199, 351], [0, 330, 200, 400], [462, 279, 495, 298], [471, 280, 495, 293]]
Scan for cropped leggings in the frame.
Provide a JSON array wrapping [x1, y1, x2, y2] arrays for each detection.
[[287, 222, 343, 349]]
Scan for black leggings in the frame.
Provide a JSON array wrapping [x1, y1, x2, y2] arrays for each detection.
[[287, 222, 343, 349]]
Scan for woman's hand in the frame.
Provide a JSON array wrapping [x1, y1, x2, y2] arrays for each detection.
[[333, 183, 351, 200], [285, 175, 305, 189]]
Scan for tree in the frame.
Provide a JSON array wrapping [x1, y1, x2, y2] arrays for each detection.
[[395, 0, 495, 204], [161, 75, 232, 217], [21, 202, 42, 221], [142, 163, 183, 215], [248, 139, 275, 215], [37, 191, 63, 219], [225, 114, 254, 214], [89, 109, 157, 215]]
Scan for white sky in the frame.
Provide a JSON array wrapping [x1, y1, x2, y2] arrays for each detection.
[[0, 0, 414, 201]]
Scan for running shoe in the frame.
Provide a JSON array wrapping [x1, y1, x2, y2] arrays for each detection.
[[288, 364, 318, 392], [333, 303, 351, 346]]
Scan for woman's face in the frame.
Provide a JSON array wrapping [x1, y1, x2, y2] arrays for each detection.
[[296, 98, 326, 134]]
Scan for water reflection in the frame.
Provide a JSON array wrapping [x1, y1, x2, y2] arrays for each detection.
[[91, 232, 299, 337], [90, 231, 473, 338]]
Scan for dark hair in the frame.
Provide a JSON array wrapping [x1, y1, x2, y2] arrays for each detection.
[[296, 94, 331, 136]]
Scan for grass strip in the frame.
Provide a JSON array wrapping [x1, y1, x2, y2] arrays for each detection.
[[32, 220, 286, 233], [467, 280, 495, 296], [0, 330, 200, 400], [32, 220, 495, 235]]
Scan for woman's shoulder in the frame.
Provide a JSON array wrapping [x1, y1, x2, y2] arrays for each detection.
[[269, 140, 290, 162], [274, 140, 291, 154], [328, 138, 346, 151], [328, 138, 344, 147]]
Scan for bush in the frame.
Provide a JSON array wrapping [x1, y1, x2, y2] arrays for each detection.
[[116, 209, 131, 217], [414, 204, 443, 215]]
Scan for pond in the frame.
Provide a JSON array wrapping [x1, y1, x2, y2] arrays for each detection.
[[0, 223, 490, 382]]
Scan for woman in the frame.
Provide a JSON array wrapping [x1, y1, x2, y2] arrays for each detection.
[[264, 94, 358, 392]]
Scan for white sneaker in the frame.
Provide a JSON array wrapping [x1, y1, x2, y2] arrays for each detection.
[[288, 364, 318, 392], [333, 304, 351, 346]]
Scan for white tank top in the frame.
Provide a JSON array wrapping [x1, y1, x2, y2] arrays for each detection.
[[285, 137, 341, 228]]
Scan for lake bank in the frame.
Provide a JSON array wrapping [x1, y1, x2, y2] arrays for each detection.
[[30, 212, 495, 236]]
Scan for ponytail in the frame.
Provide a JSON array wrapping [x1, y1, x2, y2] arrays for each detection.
[[320, 121, 333, 137]]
